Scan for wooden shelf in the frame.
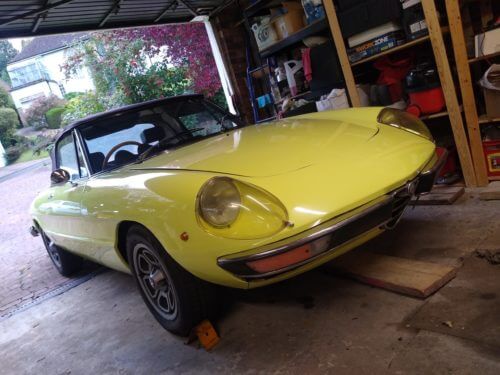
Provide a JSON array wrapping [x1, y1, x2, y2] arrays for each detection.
[[351, 35, 430, 66], [259, 18, 328, 58], [478, 115, 500, 124], [350, 27, 449, 67], [489, 176, 500, 181], [420, 110, 449, 121], [468, 51, 500, 64], [275, 91, 312, 105], [244, 0, 281, 18]]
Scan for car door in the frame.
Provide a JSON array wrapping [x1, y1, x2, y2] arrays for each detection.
[[40, 130, 89, 255]]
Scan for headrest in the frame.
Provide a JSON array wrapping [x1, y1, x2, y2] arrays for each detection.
[[88, 152, 105, 172], [141, 126, 165, 144]]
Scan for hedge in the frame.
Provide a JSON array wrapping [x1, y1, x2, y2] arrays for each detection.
[[45, 107, 66, 129], [0, 107, 20, 147]]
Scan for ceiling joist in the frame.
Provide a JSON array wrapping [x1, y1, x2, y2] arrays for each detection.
[[0, 0, 75, 28], [98, 0, 123, 28], [154, 1, 178, 23]]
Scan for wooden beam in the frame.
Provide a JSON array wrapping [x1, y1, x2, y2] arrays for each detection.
[[421, 0, 477, 187], [445, 0, 489, 186], [323, 0, 361, 107]]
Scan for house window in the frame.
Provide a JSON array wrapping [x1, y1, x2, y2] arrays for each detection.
[[9, 63, 50, 88], [59, 83, 66, 96]]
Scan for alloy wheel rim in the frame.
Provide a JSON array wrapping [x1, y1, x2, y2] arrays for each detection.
[[43, 233, 62, 268], [133, 244, 178, 320]]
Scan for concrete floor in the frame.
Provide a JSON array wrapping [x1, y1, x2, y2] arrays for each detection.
[[1, 192, 499, 374]]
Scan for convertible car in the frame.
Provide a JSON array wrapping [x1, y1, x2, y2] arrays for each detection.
[[30, 94, 445, 335]]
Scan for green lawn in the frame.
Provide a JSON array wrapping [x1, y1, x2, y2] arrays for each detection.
[[13, 149, 49, 164]]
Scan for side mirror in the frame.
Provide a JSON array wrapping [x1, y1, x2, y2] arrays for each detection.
[[50, 169, 70, 185]]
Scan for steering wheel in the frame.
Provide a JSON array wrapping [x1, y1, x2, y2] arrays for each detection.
[[102, 141, 143, 170]]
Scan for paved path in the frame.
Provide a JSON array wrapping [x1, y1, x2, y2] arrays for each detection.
[[0, 158, 50, 183], [0, 164, 80, 316]]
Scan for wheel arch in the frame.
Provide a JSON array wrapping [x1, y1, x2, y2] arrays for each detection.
[[116, 220, 168, 268], [115, 220, 138, 267]]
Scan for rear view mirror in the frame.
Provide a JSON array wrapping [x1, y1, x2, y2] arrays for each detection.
[[50, 169, 70, 185]]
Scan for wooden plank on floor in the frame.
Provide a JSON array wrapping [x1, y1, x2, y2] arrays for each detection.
[[330, 252, 457, 298], [411, 187, 465, 205], [478, 182, 500, 201]]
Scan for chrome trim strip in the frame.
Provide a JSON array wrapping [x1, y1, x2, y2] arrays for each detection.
[[421, 149, 448, 177], [218, 195, 393, 266], [241, 223, 389, 280]]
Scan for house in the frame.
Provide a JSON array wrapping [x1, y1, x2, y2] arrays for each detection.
[[7, 33, 94, 112]]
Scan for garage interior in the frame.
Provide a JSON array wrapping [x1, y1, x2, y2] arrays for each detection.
[[1, 0, 499, 374]]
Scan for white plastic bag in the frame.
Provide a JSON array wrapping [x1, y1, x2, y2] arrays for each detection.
[[316, 89, 349, 112]]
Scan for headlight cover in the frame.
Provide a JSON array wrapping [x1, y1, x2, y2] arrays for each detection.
[[196, 177, 288, 239], [377, 107, 433, 141], [198, 177, 241, 228]]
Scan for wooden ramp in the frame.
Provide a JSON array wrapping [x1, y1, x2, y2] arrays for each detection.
[[330, 252, 457, 298], [411, 186, 465, 205]]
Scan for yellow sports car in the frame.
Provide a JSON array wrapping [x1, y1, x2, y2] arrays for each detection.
[[30, 94, 445, 335]]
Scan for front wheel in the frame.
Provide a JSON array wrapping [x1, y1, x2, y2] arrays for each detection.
[[40, 230, 83, 277], [126, 225, 219, 336]]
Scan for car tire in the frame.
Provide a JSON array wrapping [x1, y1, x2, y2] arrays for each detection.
[[40, 230, 83, 277], [126, 225, 219, 336]]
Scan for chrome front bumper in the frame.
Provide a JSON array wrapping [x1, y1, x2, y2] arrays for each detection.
[[218, 151, 448, 281], [218, 183, 414, 281]]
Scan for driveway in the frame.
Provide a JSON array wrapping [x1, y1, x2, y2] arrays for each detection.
[[0, 162, 94, 317]]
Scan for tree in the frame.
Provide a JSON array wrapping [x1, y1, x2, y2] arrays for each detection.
[[0, 84, 15, 109], [0, 40, 18, 84], [23, 95, 66, 128], [111, 23, 222, 97], [63, 23, 223, 104]]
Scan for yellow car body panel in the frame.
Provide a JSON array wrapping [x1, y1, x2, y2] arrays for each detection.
[[31, 107, 436, 289]]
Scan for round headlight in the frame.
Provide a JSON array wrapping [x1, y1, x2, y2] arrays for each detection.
[[377, 107, 433, 141], [198, 177, 241, 228]]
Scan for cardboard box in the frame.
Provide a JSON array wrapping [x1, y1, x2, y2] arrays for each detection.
[[474, 28, 500, 58], [483, 88, 500, 118]]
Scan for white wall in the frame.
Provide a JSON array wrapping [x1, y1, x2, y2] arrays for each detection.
[[10, 81, 62, 111], [10, 81, 62, 110], [42, 49, 94, 94]]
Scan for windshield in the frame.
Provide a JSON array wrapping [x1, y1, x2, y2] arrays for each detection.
[[78, 98, 241, 174]]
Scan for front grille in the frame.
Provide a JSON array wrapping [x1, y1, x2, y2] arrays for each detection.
[[385, 189, 412, 229]]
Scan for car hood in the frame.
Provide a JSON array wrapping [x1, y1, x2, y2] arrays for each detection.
[[132, 109, 382, 177]]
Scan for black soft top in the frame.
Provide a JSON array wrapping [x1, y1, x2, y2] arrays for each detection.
[[55, 94, 204, 143], [51, 94, 204, 169]]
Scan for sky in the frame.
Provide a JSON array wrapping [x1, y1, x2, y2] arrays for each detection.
[[9, 38, 32, 52]]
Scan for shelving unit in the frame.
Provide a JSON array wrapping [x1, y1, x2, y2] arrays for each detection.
[[323, 0, 478, 186], [241, 0, 337, 123], [445, 0, 496, 185]]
